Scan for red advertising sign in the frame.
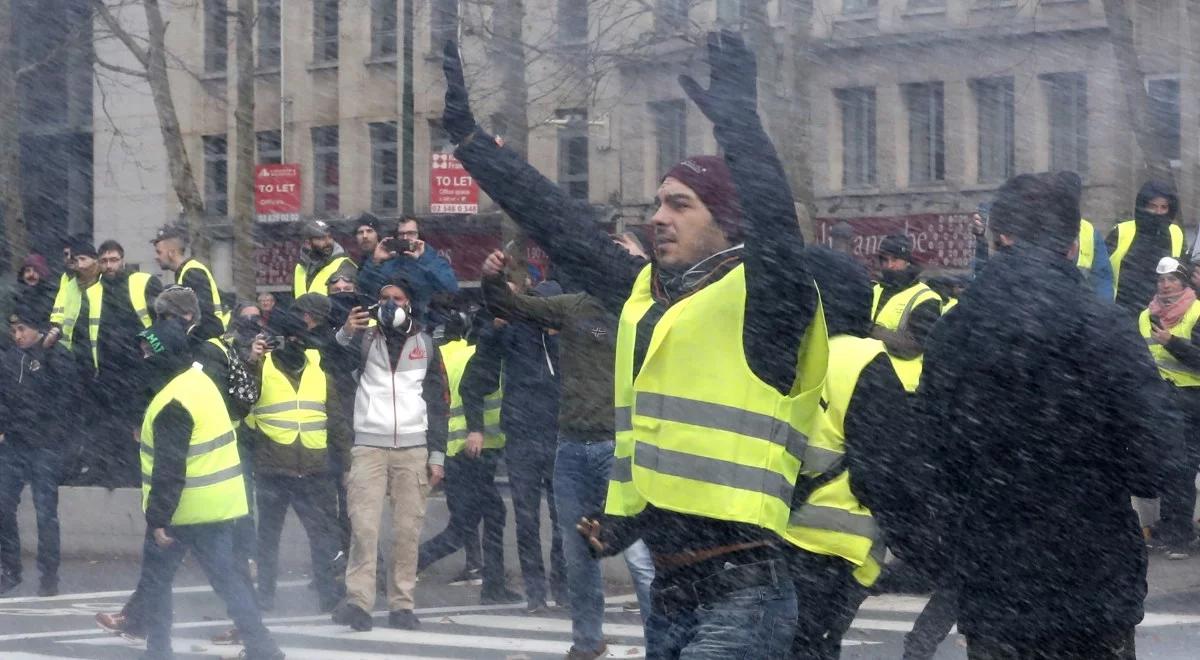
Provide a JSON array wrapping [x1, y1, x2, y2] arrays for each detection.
[[430, 152, 479, 214], [814, 213, 975, 270], [255, 164, 302, 223]]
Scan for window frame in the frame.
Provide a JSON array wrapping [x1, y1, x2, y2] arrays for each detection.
[[974, 76, 1015, 184], [256, 0, 281, 69], [1044, 72, 1089, 176], [204, 0, 228, 74], [837, 87, 877, 189], [203, 134, 229, 216], [651, 100, 687, 181], [371, 0, 398, 59], [311, 126, 340, 213], [313, 0, 339, 64], [256, 129, 282, 165], [905, 82, 945, 185], [556, 110, 590, 201], [370, 121, 399, 213]]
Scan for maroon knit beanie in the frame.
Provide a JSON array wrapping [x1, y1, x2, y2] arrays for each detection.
[[662, 156, 744, 242], [21, 254, 50, 280]]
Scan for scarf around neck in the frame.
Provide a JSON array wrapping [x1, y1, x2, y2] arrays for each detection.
[[1150, 286, 1197, 329]]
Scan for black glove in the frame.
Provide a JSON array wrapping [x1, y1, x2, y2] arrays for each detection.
[[442, 40, 478, 144], [678, 30, 758, 128]]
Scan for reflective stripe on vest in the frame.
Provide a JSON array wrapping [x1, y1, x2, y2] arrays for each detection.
[[293, 256, 354, 298], [1111, 220, 1184, 301], [86, 272, 153, 370], [140, 364, 247, 525], [1139, 302, 1200, 387], [51, 274, 83, 349], [1077, 219, 1095, 273], [178, 260, 230, 329], [605, 263, 829, 542], [785, 334, 888, 587], [246, 350, 329, 449], [872, 281, 941, 393], [442, 340, 506, 457]]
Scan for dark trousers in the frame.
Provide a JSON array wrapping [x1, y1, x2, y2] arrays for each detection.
[[418, 450, 506, 588], [507, 438, 565, 604], [255, 473, 341, 606], [1158, 391, 1200, 546], [966, 628, 1136, 660], [906, 588, 958, 660], [141, 520, 279, 659], [789, 551, 868, 660], [84, 388, 140, 489], [0, 443, 61, 581]]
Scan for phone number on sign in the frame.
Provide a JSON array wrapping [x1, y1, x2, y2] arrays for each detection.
[[430, 204, 478, 214]]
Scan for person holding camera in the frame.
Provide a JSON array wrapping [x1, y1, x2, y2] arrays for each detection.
[[1140, 256, 1200, 559], [357, 218, 458, 318], [331, 275, 449, 632], [294, 220, 357, 298]]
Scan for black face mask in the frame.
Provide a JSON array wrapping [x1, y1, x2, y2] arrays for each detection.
[[1135, 208, 1171, 225], [273, 338, 308, 373], [879, 267, 913, 288]]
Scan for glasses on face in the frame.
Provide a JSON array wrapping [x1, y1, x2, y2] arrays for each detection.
[[397, 230, 419, 239]]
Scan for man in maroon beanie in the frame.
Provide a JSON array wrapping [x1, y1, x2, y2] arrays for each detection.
[[442, 30, 826, 659]]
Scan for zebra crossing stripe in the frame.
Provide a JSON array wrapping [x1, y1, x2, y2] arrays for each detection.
[[436, 614, 645, 638], [272, 623, 647, 657]]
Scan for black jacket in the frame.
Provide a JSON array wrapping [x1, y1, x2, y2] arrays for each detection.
[[177, 259, 224, 341], [94, 271, 164, 416], [916, 245, 1177, 643], [454, 90, 818, 576], [1106, 180, 1181, 315], [0, 341, 78, 447]]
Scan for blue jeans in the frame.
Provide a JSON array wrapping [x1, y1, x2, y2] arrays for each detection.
[[0, 443, 61, 581], [141, 520, 279, 660], [648, 563, 797, 660], [554, 439, 655, 650]]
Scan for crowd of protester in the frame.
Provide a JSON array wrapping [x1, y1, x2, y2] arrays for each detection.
[[0, 29, 1194, 660]]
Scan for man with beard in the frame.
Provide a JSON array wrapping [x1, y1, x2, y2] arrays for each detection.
[[357, 217, 458, 318], [13, 254, 55, 326], [331, 276, 448, 632], [1108, 180, 1185, 315], [152, 225, 229, 340], [354, 213, 385, 261], [294, 220, 357, 298], [83, 240, 163, 488], [870, 235, 942, 393], [135, 287, 283, 660]]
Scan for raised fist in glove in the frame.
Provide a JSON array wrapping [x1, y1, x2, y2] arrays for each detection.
[[442, 40, 478, 144], [678, 30, 758, 128]]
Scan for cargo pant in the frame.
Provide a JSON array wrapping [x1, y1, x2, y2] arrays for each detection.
[[344, 445, 431, 612]]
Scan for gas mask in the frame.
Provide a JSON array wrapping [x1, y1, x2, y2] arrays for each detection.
[[378, 299, 413, 334]]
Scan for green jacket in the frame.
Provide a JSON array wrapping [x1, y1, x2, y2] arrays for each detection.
[[482, 274, 616, 439]]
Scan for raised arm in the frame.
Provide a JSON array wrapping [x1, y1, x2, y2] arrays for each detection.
[[442, 41, 643, 315]]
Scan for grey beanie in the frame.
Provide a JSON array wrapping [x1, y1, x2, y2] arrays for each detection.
[[154, 285, 201, 321]]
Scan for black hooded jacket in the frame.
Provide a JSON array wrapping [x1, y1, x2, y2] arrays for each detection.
[[1106, 180, 1181, 315]]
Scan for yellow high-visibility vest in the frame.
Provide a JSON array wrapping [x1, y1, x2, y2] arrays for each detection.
[[1138, 302, 1200, 387], [85, 272, 153, 370], [785, 335, 888, 587], [871, 281, 942, 393], [1077, 219, 1096, 273], [293, 256, 355, 298], [140, 363, 247, 526], [50, 273, 83, 350], [245, 350, 328, 448], [606, 264, 829, 541], [441, 339, 505, 457], [178, 260, 230, 329], [1110, 220, 1184, 301]]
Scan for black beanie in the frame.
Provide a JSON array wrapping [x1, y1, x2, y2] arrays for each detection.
[[989, 172, 1079, 252]]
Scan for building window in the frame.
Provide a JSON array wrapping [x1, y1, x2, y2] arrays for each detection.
[[432, 0, 458, 48], [837, 88, 876, 188], [558, 0, 587, 41], [256, 130, 282, 165], [370, 122, 399, 212], [1044, 73, 1088, 176], [907, 0, 945, 9], [204, 0, 227, 73], [843, 0, 877, 13], [371, 0, 397, 58], [557, 110, 589, 201], [974, 77, 1014, 183], [1147, 77, 1181, 163], [203, 135, 228, 216], [312, 126, 339, 213], [313, 0, 339, 63], [431, 121, 454, 153], [906, 82, 944, 185], [657, 0, 688, 31], [716, 0, 742, 23], [257, 0, 281, 69], [651, 100, 687, 179]]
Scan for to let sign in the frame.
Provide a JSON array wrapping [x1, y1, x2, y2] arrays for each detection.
[[430, 152, 479, 214], [255, 164, 301, 223]]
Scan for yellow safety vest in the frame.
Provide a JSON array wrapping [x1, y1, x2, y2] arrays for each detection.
[[1138, 302, 1200, 387], [50, 273, 83, 350], [442, 339, 506, 457], [1077, 219, 1096, 273], [140, 363, 247, 526], [178, 260, 230, 329], [605, 264, 829, 541], [245, 350, 328, 449], [293, 256, 354, 298], [785, 335, 887, 587], [85, 272, 153, 370], [871, 281, 942, 393], [1110, 220, 1184, 301]]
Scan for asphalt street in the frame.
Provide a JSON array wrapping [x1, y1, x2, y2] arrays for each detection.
[[0, 552, 1199, 659]]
